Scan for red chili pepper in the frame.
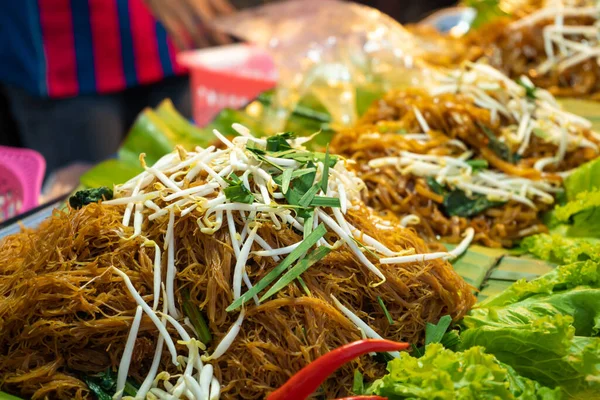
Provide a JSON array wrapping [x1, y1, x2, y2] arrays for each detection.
[[266, 339, 409, 400]]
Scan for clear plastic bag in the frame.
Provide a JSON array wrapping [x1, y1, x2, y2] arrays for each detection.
[[213, 0, 429, 133]]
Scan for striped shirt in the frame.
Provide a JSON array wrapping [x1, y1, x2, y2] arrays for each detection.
[[0, 0, 186, 98]]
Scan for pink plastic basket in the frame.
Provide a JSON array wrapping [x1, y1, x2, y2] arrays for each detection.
[[178, 44, 277, 127], [0, 146, 46, 222]]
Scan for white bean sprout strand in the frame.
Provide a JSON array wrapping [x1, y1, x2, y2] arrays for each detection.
[[102, 123, 479, 398]]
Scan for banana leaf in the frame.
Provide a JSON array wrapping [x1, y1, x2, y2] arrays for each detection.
[[477, 279, 514, 302], [445, 244, 508, 289], [489, 255, 557, 281]]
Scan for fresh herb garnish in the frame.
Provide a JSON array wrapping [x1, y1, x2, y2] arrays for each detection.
[[353, 370, 365, 395], [309, 196, 341, 208], [281, 168, 293, 194], [517, 77, 537, 100], [227, 224, 328, 311], [479, 123, 518, 163], [69, 187, 113, 209], [266, 132, 294, 152], [82, 369, 138, 400], [465, 159, 489, 171], [425, 177, 446, 196], [181, 288, 212, 345], [425, 178, 504, 217], [377, 296, 394, 325], [224, 182, 255, 204], [442, 190, 505, 218], [259, 245, 330, 301], [425, 315, 452, 345], [321, 146, 330, 193], [297, 276, 312, 296]]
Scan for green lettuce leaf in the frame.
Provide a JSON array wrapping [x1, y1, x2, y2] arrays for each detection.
[[563, 157, 600, 201], [461, 262, 600, 396], [522, 234, 600, 265], [478, 260, 600, 307], [549, 191, 600, 237], [366, 343, 561, 399]]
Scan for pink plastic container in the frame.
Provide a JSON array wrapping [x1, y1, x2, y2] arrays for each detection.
[[0, 146, 46, 222], [178, 44, 277, 127]]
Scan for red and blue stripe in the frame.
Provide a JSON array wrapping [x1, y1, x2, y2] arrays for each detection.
[[24, 0, 186, 98]]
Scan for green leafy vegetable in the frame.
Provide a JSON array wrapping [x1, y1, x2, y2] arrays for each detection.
[[321, 146, 330, 193], [224, 181, 255, 204], [465, 159, 489, 171], [522, 234, 600, 265], [69, 187, 113, 209], [425, 177, 446, 196], [479, 123, 519, 163], [377, 297, 394, 325], [365, 343, 561, 399], [260, 246, 330, 301], [477, 260, 600, 308], [227, 224, 327, 311], [517, 78, 537, 100], [353, 370, 365, 395], [281, 168, 293, 195], [461, 261, 600, 396], [551, 191, 600, 237], [425, 178, 504, 217], [181, 288, 212, 345], [82, 369, 138, 400], [266, 132, 294, 152], [308, 196, 341, 208], [563, 157, 600, 200], [425, 315, 452, 345], [443, 190, 505, 218]]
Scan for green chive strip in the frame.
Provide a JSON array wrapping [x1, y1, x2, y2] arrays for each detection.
[[321, 146, 330, 193], [281, 168, 293, 195], [226, 224, 327, 311], [259, 246, 331, 302], [377, 296, 394, 325], [298, 185, 321, 207], [297, 276, 312, 296], [310, 196, 341, 208], [182, 289, 212, 345]]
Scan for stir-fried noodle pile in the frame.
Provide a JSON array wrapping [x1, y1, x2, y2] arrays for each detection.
[[332, 63, 600, 247], [0, 126, 476, 399], [462, 1, 600, 98]]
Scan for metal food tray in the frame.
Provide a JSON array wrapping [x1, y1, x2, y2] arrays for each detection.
[[0, 196, 67, 241]]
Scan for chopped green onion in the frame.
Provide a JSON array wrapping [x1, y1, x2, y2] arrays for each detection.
[[302, 209, 314, 239], [226, 224, 328, 311], [297, 276, 312, 296], [281, 168, 293, 195], [298, 185, 321, 207], [266, 133, 293, 152], [259, 246, 331, 302], [517, 77, 537, 99], [310, 196, 341, 208], [377, 296, 394, 325], [353, 370, 365, 395], [182, 288, 212, 345], [224, 184, 255, 204], [247, 147, 284, 171], [465, 159, 489, 171], [425, 315, 452, 345], [321, 146, 330, 193]]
